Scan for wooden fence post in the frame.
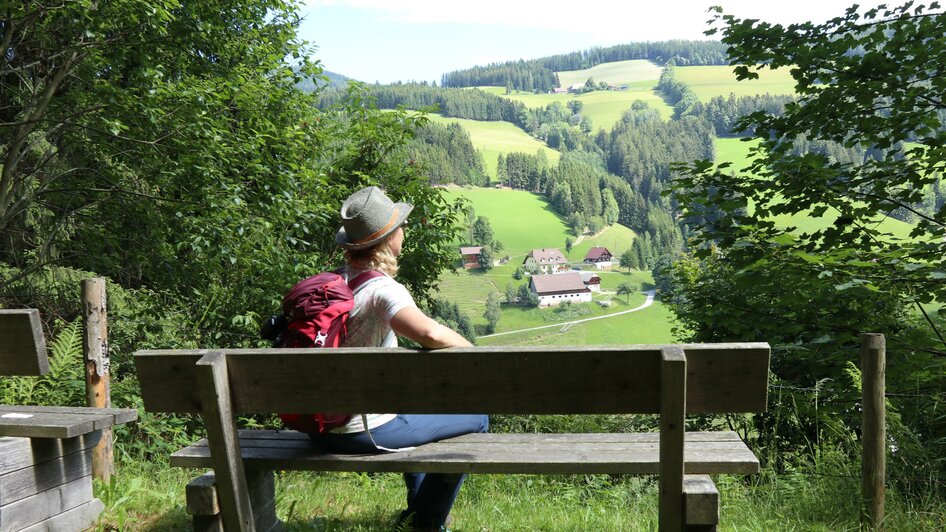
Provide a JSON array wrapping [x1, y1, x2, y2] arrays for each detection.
[[82, 278, 113, 483], [861, 333, 885, 529]]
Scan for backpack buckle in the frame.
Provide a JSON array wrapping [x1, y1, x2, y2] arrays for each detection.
[[314, 331, 327, 347]]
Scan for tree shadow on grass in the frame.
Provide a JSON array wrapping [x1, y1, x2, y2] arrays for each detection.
[[133, 508, 191, 531], [284, 513, 399, 531]]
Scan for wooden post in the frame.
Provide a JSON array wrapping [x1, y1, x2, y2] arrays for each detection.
[[659, 346, 687, 531], [861, 333, 885, 529], [82, 278, 113, 483]]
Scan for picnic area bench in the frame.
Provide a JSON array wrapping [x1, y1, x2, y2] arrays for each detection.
[[135, 343, 770, 531], [0, 309, 138, 532]]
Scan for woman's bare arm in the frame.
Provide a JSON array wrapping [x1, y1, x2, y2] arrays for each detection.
[[390, 306, 473, 348]]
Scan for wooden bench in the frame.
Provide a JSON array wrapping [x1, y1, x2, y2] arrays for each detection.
[[134, 343, 770, 531], [0, 309, 138, 532]]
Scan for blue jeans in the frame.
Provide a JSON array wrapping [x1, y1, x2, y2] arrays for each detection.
[[313, 414, 489, 527]]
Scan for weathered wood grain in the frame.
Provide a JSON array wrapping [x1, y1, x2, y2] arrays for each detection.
[[683, 474, 719, 527], [186, 473, 220, 516], [0, 411, 112, 439], [660, 346, 687, 531], [134, 344, 770, 415], [196, 352, 255, 532], [0, 447, 92, 505], [17, 498, 103, 532], [170, 432, 759, 475], [0, 475, 94, 532], [0, 405, 137, 427], [0, 433, 101, 473], [0, 309, 47, 376]]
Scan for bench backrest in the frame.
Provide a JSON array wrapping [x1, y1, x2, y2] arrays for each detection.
[[135, 343, 770, 415], [0, 309, 49, 376]]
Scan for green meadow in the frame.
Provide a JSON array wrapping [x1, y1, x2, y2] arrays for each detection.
[[714, 137, 916, 238], [675, 65, 797, 100], [426, 114, 560, 177], [481, 83, 672, 130], [435, 186, 675, 345], [555, 59, 664, 88]]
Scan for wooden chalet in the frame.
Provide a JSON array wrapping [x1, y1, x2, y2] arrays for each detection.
[[460, 246, 482, 269]]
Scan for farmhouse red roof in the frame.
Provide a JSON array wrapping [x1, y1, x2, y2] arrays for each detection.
[[531, 272, 590, 294], [584, 247, 611, 260], [526, 248, 567, 264]]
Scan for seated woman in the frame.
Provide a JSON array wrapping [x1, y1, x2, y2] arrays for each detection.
[[312, 185, 488, 532]]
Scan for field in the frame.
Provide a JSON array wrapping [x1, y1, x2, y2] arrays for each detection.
[[481, 82, 673, 130], [675, 65, 797, 100], [436, 186, 675, 345], [714, 137, 916, 238], [426, 114, 560, 178], [555, 59, 664, 88]]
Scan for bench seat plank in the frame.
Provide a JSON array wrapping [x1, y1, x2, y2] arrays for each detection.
[[0, 411, 114, 439], [171, 431, 759, 475], [0, 405, 138, 426]]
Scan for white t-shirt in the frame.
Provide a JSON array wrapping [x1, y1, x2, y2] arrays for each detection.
[[330, 266, 417, 434]]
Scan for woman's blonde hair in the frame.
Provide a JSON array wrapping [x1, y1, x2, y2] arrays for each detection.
[[343, 233, 399, 277]]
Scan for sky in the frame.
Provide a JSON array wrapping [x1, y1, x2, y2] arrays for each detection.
[[297, 1, 890, 84]]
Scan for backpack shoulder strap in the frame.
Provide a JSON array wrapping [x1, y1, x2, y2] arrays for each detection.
[[348, 270, 384, 292]]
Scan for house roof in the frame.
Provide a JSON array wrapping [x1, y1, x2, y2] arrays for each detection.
[[460, 246, 482, 255], [584, 247, 612, 260], [525, 248, 567, 265], [531, 272, 590, 295], [580, 272, 601, 284]]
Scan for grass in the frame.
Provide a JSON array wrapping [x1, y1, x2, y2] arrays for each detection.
[[425, 114, 560, 178], [436, 186, 670, 344], [675, 65, 797, 100], [441, 187, 571, 257], [555, 59, 664, 88], [97, 452, 946, 531], [713, 137, 917, 239], [480, 82, 673, 130]]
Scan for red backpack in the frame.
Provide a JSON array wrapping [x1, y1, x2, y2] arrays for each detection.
[[268, 269, 382, 434]]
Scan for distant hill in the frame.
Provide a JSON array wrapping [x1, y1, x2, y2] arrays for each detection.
[[296, 69, 352, 92], [441, 40, 729, 92]]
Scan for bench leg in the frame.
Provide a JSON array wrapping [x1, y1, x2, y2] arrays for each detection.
[[683, 475, 719, 532], [186, 469, 282, 532]]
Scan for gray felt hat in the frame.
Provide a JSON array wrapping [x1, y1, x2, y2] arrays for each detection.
[[336, 186, 413, 250]]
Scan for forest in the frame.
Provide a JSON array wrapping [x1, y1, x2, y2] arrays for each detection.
[[441, 40, 730, 92], [1, 1, 945, 529]]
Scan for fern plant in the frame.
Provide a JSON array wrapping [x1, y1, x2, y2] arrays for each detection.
[[1, 318, 86, 406]]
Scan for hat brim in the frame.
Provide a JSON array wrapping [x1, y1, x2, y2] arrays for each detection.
[[336, 202, 413, 250]]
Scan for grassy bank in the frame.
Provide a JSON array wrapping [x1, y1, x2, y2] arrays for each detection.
[[95, 453, 945, 531]]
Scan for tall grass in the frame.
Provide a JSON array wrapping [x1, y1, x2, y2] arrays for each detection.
[[92, 456, 945, 531]]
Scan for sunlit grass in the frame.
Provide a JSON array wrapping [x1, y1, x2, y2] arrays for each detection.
[[425, 114, 560, 178], [675, 65, 797, 100]]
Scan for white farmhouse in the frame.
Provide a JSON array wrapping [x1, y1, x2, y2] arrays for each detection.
[[530, 272, 592, 307]]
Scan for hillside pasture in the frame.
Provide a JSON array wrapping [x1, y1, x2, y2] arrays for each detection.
[[434, 186, 671, 345], [441, 187, 572, 257], [481, 83, 672, 130], [555, 59, 664, 89], [426, 114, 560, 178], [675, 65, 796, 100], [568, 224, 637, 263], [714, 137, 916, 239]]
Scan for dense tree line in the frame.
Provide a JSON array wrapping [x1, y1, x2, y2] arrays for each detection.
[[670, 3, 946, 485], [405, 121, 487, 187], [319, 83, 527, 124], [442, 40, 729, 92], [695, 93, 794, 136], [602, 104, 715, 207]]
